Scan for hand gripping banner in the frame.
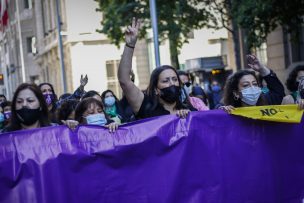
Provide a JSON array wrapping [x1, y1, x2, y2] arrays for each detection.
[[0, 111, 304, 203]]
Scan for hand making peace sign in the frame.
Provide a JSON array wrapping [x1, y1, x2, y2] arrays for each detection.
[[125, 18, 141, 48]]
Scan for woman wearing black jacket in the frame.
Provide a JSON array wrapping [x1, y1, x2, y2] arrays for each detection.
[[220, 55, 285, 113]]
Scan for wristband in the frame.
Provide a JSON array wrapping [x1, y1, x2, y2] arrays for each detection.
[[126, 43, 135, 49]]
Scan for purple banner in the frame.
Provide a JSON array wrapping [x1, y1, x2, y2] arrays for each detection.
[[0, 111, 304, 203]]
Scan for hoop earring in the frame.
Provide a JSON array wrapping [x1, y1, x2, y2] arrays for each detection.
[[233, 95, 239, 101]]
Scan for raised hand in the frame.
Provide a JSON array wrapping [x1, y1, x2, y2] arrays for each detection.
[[80, 74, 88, 87], [247, 54, 270, 76], [125, 18, 140, 47], [247, 54, 262, 71]]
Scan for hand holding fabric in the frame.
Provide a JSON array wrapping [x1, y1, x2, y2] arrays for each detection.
[[219, 105, 235, 114], [105, 122, 119, 133], [62, 120, 79, 131], [176, 109, 190, 118]]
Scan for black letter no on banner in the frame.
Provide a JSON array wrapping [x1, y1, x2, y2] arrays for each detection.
[[260, 108, 278, 116]]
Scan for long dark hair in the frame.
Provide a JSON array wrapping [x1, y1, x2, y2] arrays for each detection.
[[6, 83, 50, 131], [101, 90, 119, 105], [56, 99, 79, 124], [75, 97, 110, 124], [39, 82, 58, 111], [223, 70, 267, 107], [286, 65, 304, 92], [146, 65, 193, 110]]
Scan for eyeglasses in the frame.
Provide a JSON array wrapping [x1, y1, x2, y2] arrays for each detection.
[[184, 82, 192, 87]]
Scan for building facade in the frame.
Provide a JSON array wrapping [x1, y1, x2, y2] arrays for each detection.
[[0, 0, 151, 98], [266, 25, 304, 92], [0, 0, 38, 98], [34, 0, 151, 97]]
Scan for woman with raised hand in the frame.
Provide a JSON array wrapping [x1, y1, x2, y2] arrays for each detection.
[[2, 83, 51, 132], [220, 55, 285, 113], [118, 18, 196, 119]]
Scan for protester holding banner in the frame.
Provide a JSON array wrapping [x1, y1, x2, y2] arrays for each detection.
[[118, 18, 196, 119], [220, 55, 285, 113], [282, 65, 304, 110], [73, 97, 118, 132], [2, 83, 51, 132], [56, 99, 79, 125]]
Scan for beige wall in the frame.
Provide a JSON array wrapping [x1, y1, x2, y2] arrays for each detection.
[[266, 27, 288, 86], [32, 0, 152, 96]]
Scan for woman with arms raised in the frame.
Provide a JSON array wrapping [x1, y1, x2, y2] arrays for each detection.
[[118, 18, 196, 119]]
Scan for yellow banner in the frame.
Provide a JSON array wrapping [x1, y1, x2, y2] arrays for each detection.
[[231, 105, 304, 123]]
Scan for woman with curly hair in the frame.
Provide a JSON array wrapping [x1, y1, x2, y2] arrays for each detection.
[[219, 55, 285, 113], [282, 65, 304, 109]]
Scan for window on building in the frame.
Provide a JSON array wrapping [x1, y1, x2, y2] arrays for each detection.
[[106, 60, 122, 98], [284, 25, 304, 68], [290, 25, 304, 63], [26, 37, 37, 54], [24, 0, 32, 9]]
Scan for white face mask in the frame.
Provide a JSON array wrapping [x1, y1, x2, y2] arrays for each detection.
[[240, 86, 262, 106]]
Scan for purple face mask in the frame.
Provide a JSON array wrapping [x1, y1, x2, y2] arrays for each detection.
[[4, 111, 11, 120], [43, 93, 55, 105]]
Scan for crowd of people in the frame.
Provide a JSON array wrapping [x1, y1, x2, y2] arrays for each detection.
[[0, 18, 303, 133]]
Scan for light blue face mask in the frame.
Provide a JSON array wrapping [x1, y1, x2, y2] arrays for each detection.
[[0, 113, 5, 123], [86, 113, 107, 126], [241, 86, 262, 106], [104, 96, 115, 107]]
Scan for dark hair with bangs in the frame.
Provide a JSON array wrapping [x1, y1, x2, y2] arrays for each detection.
[[74, 97, 111, 124]]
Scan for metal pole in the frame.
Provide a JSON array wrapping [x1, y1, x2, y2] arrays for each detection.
[[149, 0, 160, 67], [55, 0, 67, 93], [15, 0, 26, 82]]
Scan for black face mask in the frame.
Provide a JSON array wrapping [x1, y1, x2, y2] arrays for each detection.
[[159, 85, 181, 104], [16, 107, 41, 126]]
